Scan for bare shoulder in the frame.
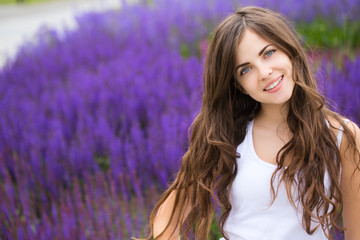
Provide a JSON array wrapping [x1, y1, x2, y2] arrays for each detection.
[[339, 119, 360, 153], [325, 115, 351, 141], [338, 118, 360, 189], [325, 114, 360, 166], [339, 119, 360, 239], [344, 120, 360, 137]]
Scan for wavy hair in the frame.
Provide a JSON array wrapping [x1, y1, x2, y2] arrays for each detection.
[[141, 6, 359, 240]]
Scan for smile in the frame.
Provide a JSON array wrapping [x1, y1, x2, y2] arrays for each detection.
[[264, 75, 284, 91]]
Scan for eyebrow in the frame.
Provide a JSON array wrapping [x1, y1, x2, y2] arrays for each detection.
[[235, 44, 272, 72]]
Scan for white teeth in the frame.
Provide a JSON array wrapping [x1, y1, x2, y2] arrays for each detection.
[[265, 76, 283, 91]]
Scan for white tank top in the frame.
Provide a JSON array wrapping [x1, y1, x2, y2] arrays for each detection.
[[220, 120, 345, 240]]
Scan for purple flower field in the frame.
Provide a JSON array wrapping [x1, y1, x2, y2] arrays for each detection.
[[241, 0, 360, 24], [317, 55, 360, 123], [0, 0, 359, 239]]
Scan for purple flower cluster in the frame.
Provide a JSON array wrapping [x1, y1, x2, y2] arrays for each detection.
[[0, 161, 161, 239], [0, 0, 358, 239], [241, 0, 360, 24], [0, 0, 235, 238], [317, 55, 360, 123]]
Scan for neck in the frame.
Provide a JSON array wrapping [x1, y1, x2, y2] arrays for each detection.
[[255, 103, 289, 127]]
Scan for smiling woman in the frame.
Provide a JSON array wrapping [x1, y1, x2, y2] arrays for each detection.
[[234, 30, 295, 107], [139, 6, 360, 240]]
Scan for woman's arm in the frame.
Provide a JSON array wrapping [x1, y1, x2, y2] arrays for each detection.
[[340, 121, 360, 239], [153, 191, 181, 240], [153, 190, 192, 240]]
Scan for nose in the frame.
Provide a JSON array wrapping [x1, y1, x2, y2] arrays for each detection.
[[259, 65, 273, 80]]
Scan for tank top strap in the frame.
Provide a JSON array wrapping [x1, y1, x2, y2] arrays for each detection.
[[336, 119, 350, 148], [325, 118, 349, 149]]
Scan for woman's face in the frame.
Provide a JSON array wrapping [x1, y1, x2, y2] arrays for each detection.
[[234, 29, 295, 108]]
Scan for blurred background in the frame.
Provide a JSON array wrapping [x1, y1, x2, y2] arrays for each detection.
[[0, 0, 359, 239], [0, 0, 123, 67]]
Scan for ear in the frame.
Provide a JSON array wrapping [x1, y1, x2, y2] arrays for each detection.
[[233, 79, 248, 95]]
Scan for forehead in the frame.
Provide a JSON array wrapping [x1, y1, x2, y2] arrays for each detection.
[[236, 30, 271, 62]]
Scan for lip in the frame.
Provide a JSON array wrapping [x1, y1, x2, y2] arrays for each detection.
[[263, 75, 284, 92]]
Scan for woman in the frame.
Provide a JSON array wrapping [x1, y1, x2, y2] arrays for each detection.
[[142, 6, 360, 240]]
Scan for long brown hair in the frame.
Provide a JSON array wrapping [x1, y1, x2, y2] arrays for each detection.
[[141, 6, 359, 240]]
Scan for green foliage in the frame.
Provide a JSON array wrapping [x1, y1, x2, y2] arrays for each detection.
[[297, 18, 360, 49], [94, 154, 111, 172], [180, 43, 191, 59], [209, 213, 222, 239]]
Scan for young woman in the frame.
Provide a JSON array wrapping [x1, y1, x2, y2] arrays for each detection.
[[143, 6, 360, 240]]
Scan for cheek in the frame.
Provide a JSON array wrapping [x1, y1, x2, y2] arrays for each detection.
[[239, 79, 258, 95], [276, 53, 292, 72], [288, 62, 293, 75], [288, 64, 295, 82], [283, 58, 293, 74]]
